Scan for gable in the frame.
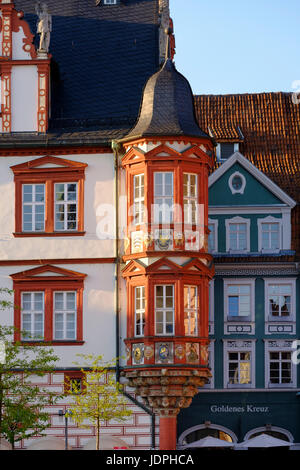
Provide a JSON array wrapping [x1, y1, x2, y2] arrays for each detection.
[[209, 162, 284, 207]]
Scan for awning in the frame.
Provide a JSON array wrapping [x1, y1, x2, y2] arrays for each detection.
[[237, 434, 291, 448], [83, 436, 130, 450], [183, 436, 234, 448]]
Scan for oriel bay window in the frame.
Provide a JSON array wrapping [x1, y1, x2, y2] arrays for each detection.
[[135, 286, 145, 337], [133, 174, 145, 226], [11, 156, 87, 236], [184, 286, 198, 336], [11, 265, 86, 344], [154, 172, 174, 224], [183, 173, 198, 225], [155, 285, 174, 335]]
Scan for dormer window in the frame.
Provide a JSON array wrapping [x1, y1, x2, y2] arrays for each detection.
[[216, 143, 239, 161], [103, 0, 117, 4]]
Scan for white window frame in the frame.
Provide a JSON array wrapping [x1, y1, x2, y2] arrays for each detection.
[[53, 291, 77, 341], [103, 0, 117, 4], [183, 173, 198, 225], [155, 285, 174, 336], [228, 171, 246, 195], [21, 291, 45, 341], [257, 216, 282, 253], [225, 216, 250, 253], [134, 286, 145, 337], [264, 278, 296, 323], [264, 340, 296, 388], [184, 285, 198, 336], [54, 182, 78, 232], [22, 183, 45, 232], [224, 278, 255, 323], [133, 174, 145, 226], [208, 218, 218, 253], [153, 172, 174, 224], [223, 340, 255, 389]]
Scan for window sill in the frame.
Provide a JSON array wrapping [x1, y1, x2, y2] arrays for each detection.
[[13, 232, 86, 238], [267, 317, 294, 323], [15, 340, 85, 346]]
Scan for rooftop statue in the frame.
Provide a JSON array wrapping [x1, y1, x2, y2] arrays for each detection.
[[35, 2, 52, 53]]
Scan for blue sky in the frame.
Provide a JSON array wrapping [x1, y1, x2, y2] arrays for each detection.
[[170, 0, 300, 95]]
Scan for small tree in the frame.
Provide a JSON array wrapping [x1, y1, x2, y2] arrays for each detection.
[[0, 288, 61, 448], [66, 354, 132, 450], [1, 396, 49, 449]]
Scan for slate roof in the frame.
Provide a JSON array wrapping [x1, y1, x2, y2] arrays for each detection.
[[120, 58, 210, 142], [195, 92, 300, 255], [14, 0, 160, 132]]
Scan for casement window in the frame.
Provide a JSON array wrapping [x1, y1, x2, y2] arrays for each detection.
[[208, 219, 218, 253], [54, 291, 77, 340], [258, 217, 282, 252], [154, 172, 174, 224], [226, 217, 250, 252], [22, 184, 45, 232], [11, 265, 86, 344], [133, 174, 145, 226], [155, 285, 174, 335], [11, 156, 87, 237], [184, 286, 198, 336], [228, 352, 251, 385], [261, 223, 280, 250], [229, 223, 247, 250], [21, 292, 44, 340], [264, 279, 296, 323], [135, 286, 145, 337], [224, 340, 255, 388], [265, 341, 296, 388], [55, 183, 78, 231], [269, 352, 292, 385], [226, 284, 251, 320], [183, 173, 198, 225]]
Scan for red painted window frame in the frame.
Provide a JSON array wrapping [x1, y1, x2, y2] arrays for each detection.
[[11, 265, 86, 344], [10, 156, 87, 237]]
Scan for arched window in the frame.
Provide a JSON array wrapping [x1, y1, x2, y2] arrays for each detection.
[[178, 424, 238, 447], [244, 426, 293, 443]]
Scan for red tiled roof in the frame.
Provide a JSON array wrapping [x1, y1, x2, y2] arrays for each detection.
[[194, 92, 300, 254]]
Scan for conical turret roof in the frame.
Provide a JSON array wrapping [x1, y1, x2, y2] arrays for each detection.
[[120, 58, 210, 143]]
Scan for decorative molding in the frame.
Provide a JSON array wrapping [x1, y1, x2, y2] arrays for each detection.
[[209, 151, 296, 208], [228, 171, 246, 195]]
